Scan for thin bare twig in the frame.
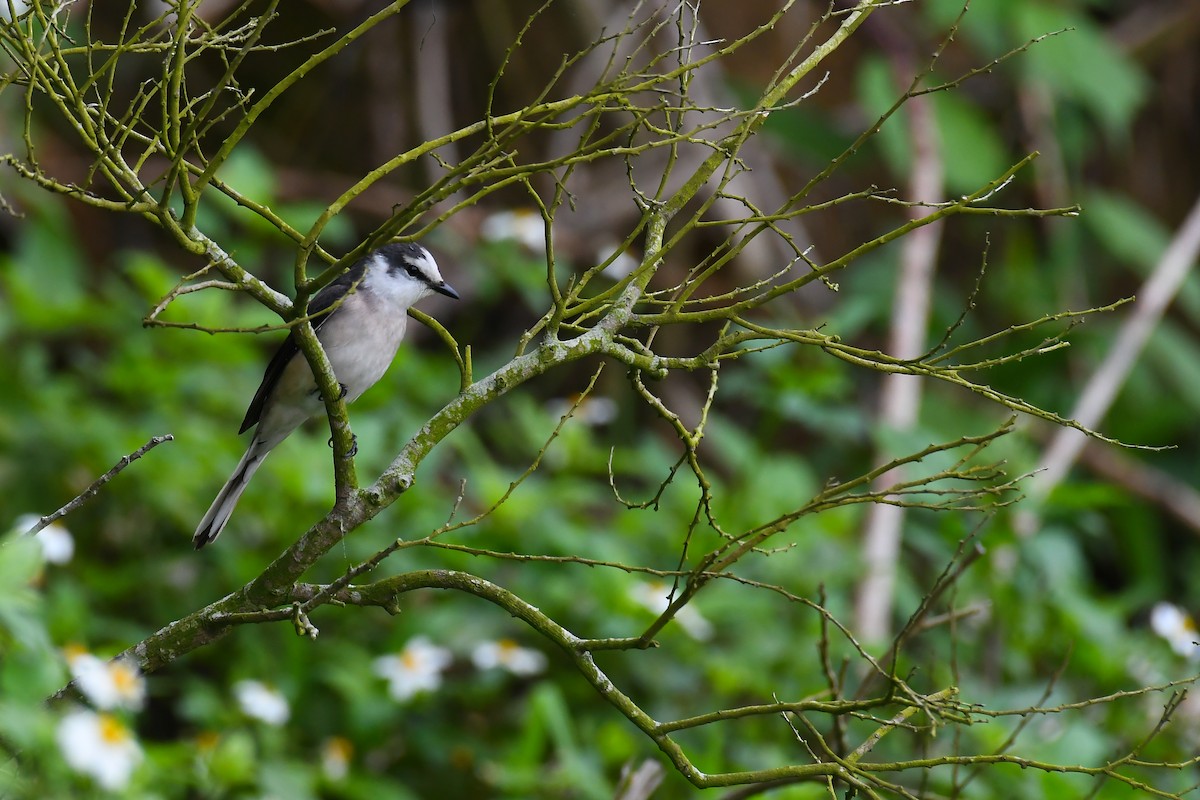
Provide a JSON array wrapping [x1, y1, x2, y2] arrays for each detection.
[[853, 13, 948, 644], [23, 434, 174, 535], [1023, 191, 1200, 531]]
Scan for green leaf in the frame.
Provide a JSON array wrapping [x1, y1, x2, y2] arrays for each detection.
[[933, 90, 1011, 194], [206, 730, 258, 785], [1145, 320, 1200, 416], [854, 55, 910, 180], [1082, 189, 1200, 326], [0, 200, 89, 331], [1013, 6, 1147, 137], [853, 58, 1010, 195], [1080, 190, 1168, 270]]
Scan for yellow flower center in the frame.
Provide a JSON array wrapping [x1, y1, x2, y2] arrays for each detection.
[[98, 714, 132, 745], [112, 663, 139, 695], [63, 644, 89, 664], [324, 736, 353, 760], [195, 731, 220, 752]]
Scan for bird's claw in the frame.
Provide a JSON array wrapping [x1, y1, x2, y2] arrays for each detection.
[[315, 382, 349, 403], [328, 433, 358, 457]]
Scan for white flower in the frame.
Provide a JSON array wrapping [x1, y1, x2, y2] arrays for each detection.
[[1151, 602, 1200, 658], [320, 736, 352, 781], [629, 581, 714, 641], [13, 513, 74, 564], [57, 710, 142, 791], [37, 523, 75, 564], [545, 395, 618, 426], [373, 636, 453, 701], [67, 651, 145, 711], [481, 208, 545, 251], [234, 680, 290, 725], [595, 243, 640, 280], [471, 639, 547, 677]]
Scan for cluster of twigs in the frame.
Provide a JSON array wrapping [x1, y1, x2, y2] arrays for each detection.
[[4, 1, 1192, 795]]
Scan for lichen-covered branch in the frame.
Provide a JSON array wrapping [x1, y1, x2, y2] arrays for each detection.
[[9, 1, 1184, 795]]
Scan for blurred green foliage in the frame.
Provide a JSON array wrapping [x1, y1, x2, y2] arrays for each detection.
[[2, 0, 1200, 797]]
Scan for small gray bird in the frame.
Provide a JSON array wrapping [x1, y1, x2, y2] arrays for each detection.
[[193, 243, 458, 548]]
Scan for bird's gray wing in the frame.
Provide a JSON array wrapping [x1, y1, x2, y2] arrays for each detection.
[[238, 262, 369, 434]]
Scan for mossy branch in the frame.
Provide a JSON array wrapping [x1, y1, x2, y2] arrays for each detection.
[[12, 1, 1185, 795]]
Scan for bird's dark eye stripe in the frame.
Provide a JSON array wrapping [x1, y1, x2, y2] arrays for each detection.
[[389, 260, 424, 280]]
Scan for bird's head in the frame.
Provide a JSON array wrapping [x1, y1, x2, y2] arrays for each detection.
[[367, 243, 459, 305]]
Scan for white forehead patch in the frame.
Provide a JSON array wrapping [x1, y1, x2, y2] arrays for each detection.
[[411, 246, 444, 284]]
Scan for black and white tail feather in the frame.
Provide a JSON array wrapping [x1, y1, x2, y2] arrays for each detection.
[[193, 243, 458, 548]]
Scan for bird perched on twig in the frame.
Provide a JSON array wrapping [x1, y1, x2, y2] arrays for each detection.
[[193, 243, 458, 548]]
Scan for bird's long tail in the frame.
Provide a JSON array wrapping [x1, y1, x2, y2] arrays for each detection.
[[193, 438, 271, 549]]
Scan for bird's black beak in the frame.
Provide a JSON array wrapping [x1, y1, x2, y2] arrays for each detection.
[[433, 281, 460, 300]]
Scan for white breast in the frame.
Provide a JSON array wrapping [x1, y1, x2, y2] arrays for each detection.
[[255, 290, 410, 442], [318, 295, 409, 403]]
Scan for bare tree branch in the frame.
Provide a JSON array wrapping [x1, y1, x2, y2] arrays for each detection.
[[23, 434, 174, 536]]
